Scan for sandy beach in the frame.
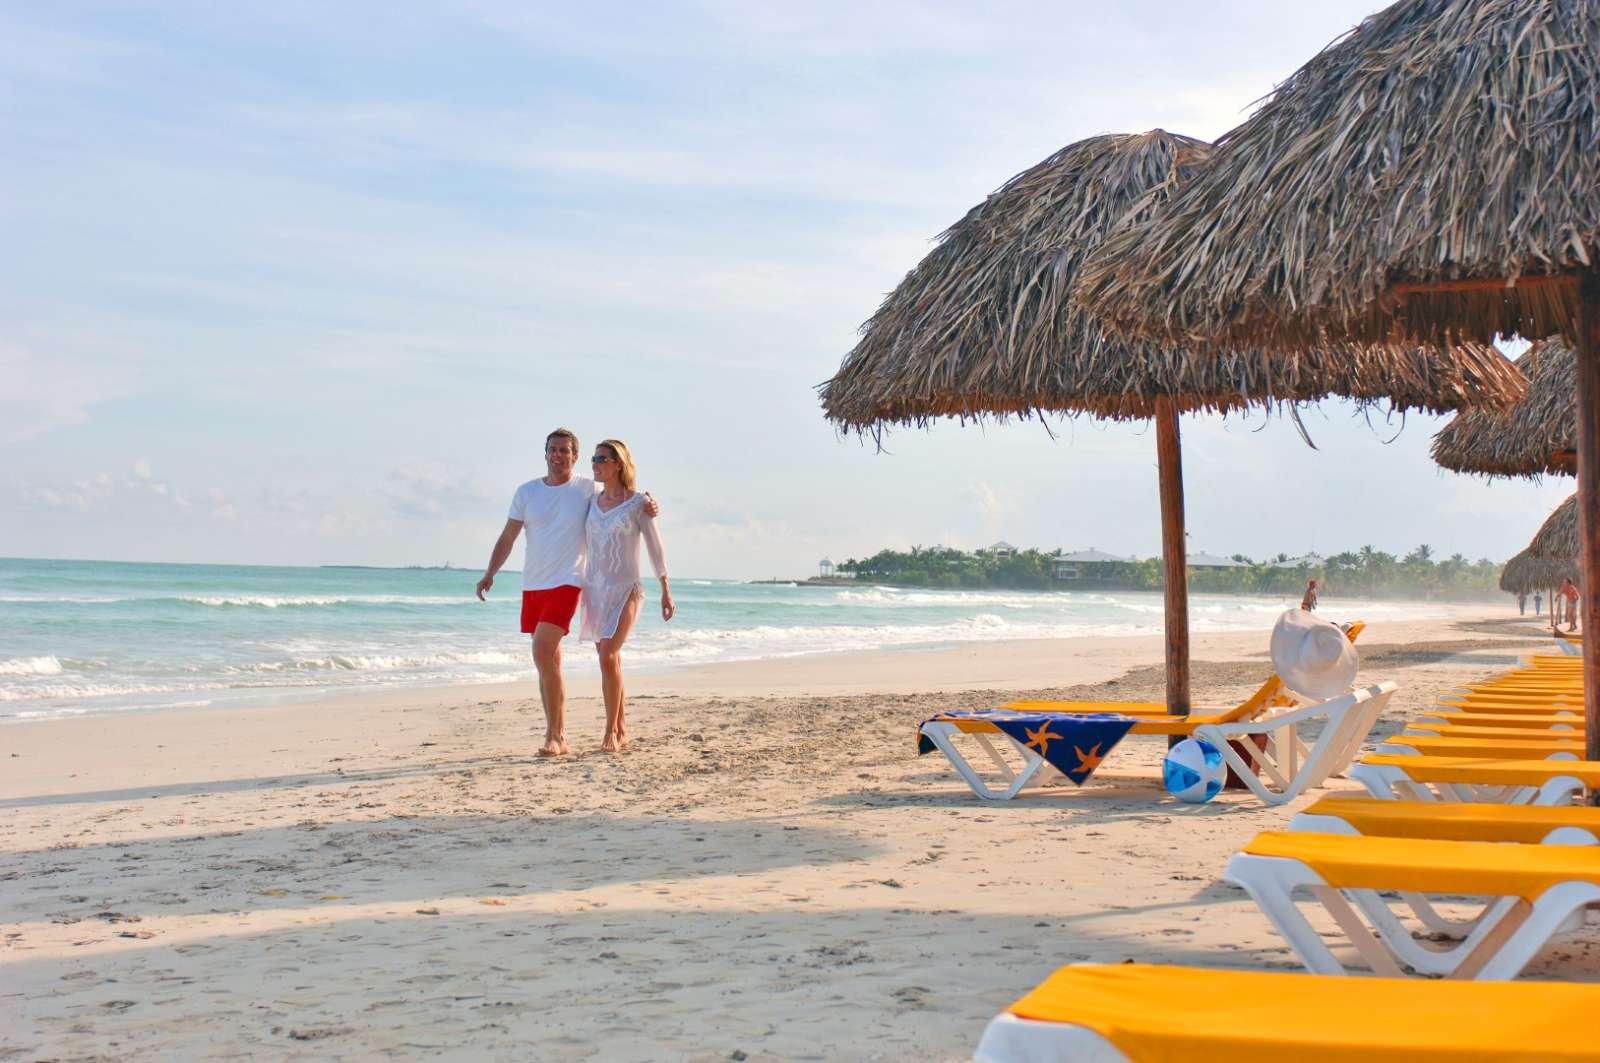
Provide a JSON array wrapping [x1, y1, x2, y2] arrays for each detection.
[[3, 605, 1593, 1061]]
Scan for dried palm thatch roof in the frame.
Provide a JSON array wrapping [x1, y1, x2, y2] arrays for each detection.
[[1074, 0, 1600, 351], [820, 130, 1525, 431], [1431, 337, 1578, 477], [1500, 550, 1577, 594], [1528, 493, 1580, 562]]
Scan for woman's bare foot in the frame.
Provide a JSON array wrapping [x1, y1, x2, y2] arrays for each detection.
[[599, 732, 625, 753], [538, 735, 570, 757]]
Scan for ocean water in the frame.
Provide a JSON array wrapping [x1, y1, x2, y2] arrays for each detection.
[[0, 557, 1456, 721]]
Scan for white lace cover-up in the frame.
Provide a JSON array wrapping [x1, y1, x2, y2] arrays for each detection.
[[579, 491, 668, 641]]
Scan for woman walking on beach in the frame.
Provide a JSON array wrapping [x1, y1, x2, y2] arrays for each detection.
[[582, 439, 673, 752]]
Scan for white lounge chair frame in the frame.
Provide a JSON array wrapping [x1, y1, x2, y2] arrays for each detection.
[[1187, 682, 1395, 805], [1349, 749, 1585, 805], [916, 722, 1069, 800], [1286, 809, 1597, 943], [1224, 843, 1598, 979], [976, 1014, 1131, 1062]]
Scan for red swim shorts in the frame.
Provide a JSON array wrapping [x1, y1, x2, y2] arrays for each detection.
[[521, 585, 581, 634]]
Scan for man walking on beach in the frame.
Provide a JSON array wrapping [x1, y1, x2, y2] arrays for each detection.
[[476, 428, 656, 756]]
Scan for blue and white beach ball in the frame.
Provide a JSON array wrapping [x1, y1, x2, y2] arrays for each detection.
[[1163, 738, 1226, 803]]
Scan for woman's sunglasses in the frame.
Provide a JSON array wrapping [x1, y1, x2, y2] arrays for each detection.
[[591, 454, 616, 464]]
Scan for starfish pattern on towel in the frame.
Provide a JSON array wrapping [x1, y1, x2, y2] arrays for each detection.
[[1071, 742, 1106, 776], [1024, 723, 1062, 755]]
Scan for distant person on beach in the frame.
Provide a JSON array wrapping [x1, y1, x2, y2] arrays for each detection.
[[580, 439, 673, 753], [1518, 591, 1527, 616], [1535, 591, 1544, 615], [1559, 578, 1581, 632], [476, 428, 657, 756], [1299, 578, 1319, 612]]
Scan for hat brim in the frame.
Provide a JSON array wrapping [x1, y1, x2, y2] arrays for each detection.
[[1270, 611, 1358, 700]]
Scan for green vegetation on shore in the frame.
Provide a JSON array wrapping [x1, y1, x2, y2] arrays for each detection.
[[835, 545, 1502, 598]]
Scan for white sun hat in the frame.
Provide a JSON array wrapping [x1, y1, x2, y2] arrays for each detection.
[[1270, 609, 1358, 700]]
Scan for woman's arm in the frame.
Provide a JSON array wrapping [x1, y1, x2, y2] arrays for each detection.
[[640, 504, 672, 620]]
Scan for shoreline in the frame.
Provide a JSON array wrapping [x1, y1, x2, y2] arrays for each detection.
[[1, 594, 1512, 726], [4, 606, 1586, 1061], [0, 602, 1533, 752]]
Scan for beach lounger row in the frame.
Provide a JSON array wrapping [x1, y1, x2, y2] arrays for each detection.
[[974, 651, 1600, 1061], [1213, 656, 1600, 981]]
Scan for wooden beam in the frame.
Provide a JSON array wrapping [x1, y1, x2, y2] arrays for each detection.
[[1154, 395, 1192, 718], [1392, 274, 1574, 296], [1575, 268, 1600, 765]]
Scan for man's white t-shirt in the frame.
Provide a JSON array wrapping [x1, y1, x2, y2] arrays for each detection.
[[508, 476, 599, 590]]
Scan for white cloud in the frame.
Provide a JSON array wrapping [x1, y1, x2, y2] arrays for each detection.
[[384, 464, 491, 521], [0, 341, 134, 441], [967, 481, 1004, 535]]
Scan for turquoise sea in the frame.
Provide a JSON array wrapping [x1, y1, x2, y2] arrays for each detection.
[[0, 557, 1458, 721]]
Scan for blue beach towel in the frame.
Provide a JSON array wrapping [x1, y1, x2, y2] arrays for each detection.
[[919, 710, 1136, 785]]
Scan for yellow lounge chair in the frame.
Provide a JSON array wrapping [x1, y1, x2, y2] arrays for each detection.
[[1291, 795, 1600, 844], [1379, 734, 1586, 759], [1224, 831, 1600, 978], [1405, 724, 1583, 743], [1288, 795, 1600, 943], [1445, 683, 1583, 697], [1448, 672, 1582, 692], [1351, 752, 1600, 804], [975, 963, 1600, 1062], [1433, 697, 1580, 714], [1412, 710, 1581, 730]]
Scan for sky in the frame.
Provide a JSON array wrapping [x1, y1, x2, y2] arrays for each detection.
[[1, 1, 1573, 579]]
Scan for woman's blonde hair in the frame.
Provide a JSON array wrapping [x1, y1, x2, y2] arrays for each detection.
[[597, 438, 636, 491]]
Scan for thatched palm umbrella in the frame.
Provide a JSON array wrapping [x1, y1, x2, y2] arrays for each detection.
[[1530, 494, 1581, 563], [1518, 495, 1582, 629], [820, 130, 1522, 716], [1431, 337, 1577, 619], [1500, 551, 1577, 598], [1074, 0, 1600, 755], [1432, 338, 1578, 477]]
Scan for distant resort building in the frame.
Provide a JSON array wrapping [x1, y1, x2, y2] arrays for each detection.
[[1272, 554, 1324, 570], [1187, 551, 1249, 570], [1052, 547, 1134, 581], [815, 557, 854, 580], [984, 540, 1016, 561]]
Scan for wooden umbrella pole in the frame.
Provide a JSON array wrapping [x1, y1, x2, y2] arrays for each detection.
[[1154, 395, 1192, 718], [1576, 267, 1600, 764]]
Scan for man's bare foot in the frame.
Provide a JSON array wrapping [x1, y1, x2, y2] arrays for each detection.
[[539, 736, 570, 757]]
